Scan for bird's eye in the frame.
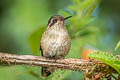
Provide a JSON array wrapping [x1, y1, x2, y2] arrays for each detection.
[[52, 19, 57, 24], [48, 18, 57, 27]]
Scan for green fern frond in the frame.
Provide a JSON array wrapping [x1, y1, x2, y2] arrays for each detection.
[[59, 0, 101, 38], [89, 51, 120, 74]]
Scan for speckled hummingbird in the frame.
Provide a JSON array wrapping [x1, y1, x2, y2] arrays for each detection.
[[40, 15, 72, 77]]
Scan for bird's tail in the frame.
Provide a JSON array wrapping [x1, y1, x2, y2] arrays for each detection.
[[41, 67, 55, 77]]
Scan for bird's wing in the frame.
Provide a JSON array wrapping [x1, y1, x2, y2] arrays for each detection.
[[40, 45, 43, 56]]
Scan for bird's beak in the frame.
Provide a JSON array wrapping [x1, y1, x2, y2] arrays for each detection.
[[64, 16, 72, 20]]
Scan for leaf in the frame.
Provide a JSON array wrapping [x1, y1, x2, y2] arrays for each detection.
[[78, 16, 94, 26], [81, 0, 94, 10], [115, 41, 120, 51], [89, 51, 120, 74], [28, 26, 46, 55], [84, 0, 101, 17], [75, 26, 99, 37]]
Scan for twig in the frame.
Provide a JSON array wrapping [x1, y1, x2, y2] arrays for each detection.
[[0, 52, 116, 73]]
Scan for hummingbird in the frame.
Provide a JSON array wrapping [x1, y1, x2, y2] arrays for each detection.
[[40, 15, 72, 77]]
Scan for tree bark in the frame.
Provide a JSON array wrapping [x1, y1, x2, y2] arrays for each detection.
[[0, 52, 116, 73]]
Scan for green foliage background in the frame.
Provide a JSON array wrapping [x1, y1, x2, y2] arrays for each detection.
[[0, 0, 120, 80]]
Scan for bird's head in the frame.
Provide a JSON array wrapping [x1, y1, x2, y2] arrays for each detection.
[[47, 15, 72, 28]]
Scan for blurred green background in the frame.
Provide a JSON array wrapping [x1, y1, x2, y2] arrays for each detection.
[[0, 0, 120, 80]]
